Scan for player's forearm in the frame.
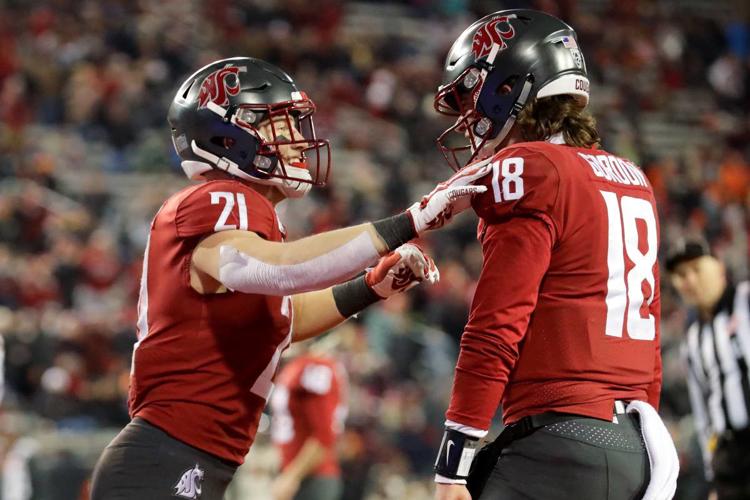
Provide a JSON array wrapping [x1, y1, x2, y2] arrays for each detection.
[[292, 275, 384, 342], [225, 215, 415, 265], [281, 437, 328, 482], [193, 215, 415, 296], [292, 289, 347, 342]]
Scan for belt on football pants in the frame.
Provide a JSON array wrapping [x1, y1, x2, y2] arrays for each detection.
[[466, 401, 630, 499], [504, 400, 629, 440]]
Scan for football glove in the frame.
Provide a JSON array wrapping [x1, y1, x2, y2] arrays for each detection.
[[365, 243, 439, 299], [406, 159, 492, 235]]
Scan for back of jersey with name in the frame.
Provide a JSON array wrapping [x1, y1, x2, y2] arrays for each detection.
[[470, 140, 661, 424], [129, 179, 292, 464]]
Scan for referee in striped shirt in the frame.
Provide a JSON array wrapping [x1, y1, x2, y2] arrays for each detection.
[[667, 240, 750, 500]]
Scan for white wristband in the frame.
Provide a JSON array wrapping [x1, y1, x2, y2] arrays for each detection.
[[434, 474, 467, 485]]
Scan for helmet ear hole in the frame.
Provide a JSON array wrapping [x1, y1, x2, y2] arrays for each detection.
[[497, 76, 519, 96], [209, 136, 236, 149]]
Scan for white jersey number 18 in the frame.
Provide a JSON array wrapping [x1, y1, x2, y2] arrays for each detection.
[[600, 191, 657, 341]]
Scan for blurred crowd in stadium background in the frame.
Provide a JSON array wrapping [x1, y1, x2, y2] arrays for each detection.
[[0, 0, 748, 498]]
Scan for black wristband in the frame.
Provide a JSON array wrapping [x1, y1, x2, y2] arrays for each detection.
[[332, 274, 381, 318], [434, 428, 480, 479], [372, 212, 417, 251]]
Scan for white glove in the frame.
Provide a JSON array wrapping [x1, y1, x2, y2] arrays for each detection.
[[407, 159, 492, 234], [365, 243, 439, 298], [626, 401, 679, 500]]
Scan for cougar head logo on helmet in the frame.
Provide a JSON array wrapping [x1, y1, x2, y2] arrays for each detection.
[[435, 10, 590, 170], [168, 57, 331, 198], [197, 67, 242, 108], [471, 15, 516, 59]]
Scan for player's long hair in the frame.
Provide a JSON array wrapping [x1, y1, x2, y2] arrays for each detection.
[[517, 95, 600, 148]]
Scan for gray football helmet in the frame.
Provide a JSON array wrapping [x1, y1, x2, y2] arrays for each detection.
[[168, 57, 330, 198], [435, 10, 589, 170]]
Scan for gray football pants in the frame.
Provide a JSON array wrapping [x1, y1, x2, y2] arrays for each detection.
[[90, 417, 237, 500], [480, 413, 649, 500]]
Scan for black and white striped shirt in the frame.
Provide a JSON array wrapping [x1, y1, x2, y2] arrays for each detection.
[[684, 281, 750, 475]]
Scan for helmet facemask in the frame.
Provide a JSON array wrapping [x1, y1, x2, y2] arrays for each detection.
[[231, 93, 331, 197], [435, 67, 495, 171]]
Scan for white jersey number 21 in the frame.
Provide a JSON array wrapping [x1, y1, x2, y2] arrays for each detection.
[[210, 191, 249, 232]]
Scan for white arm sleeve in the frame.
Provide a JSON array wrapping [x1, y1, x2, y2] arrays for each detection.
[[217, 232, 380, 296]]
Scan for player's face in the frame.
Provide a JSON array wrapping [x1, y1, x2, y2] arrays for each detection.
[[670, 256, 726, 310], [258, 116, 307, 167]]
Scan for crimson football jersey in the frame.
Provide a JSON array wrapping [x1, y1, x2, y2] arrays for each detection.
[[270, 355, 347, 477], [447, 140, 661, 431], [128, 179, 292, 464]]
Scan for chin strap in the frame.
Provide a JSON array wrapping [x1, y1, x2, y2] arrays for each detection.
[[276, 166, 313, 198]]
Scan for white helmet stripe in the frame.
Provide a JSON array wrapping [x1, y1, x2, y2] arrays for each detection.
[[536, 74, 590, 107]]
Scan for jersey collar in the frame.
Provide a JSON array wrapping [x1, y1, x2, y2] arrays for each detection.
[[547, 132, 566, 144]]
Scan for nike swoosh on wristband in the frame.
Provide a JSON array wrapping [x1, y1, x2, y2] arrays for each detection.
[[446, 440, 454, 465]]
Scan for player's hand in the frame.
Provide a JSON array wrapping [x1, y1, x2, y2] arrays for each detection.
[[271, 472, 300, 500], [435, 483, 472, 500], [365, 243, 439, 298], [407, 159, 492, 234]]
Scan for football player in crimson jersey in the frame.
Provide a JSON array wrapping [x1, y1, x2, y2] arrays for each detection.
[[90, 57, 486, 500], [270, 333, 349, 500], [430, 11, 679, 500]]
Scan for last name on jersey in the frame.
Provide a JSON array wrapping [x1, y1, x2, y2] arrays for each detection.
[[577, 152, 648, 187]]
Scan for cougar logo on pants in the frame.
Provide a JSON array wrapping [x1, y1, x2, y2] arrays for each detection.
[[174, 464, 204, 499]]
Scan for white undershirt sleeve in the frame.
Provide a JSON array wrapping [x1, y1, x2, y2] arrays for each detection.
[[217, 232, 380, 296]]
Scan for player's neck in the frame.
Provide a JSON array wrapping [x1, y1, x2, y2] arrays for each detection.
[[499, 127, 524, 149]]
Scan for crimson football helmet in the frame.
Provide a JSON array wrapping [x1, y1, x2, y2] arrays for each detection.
[[168, 57, 330, 198], [435, 10, 590, 170]]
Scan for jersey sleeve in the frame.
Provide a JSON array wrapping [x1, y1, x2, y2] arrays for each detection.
[[174, 182, 278, 240], [471, 145, 561, 240], [296, 363, 338, 447], [446, 214, 554, 430], [646, 266, 662, 408]]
